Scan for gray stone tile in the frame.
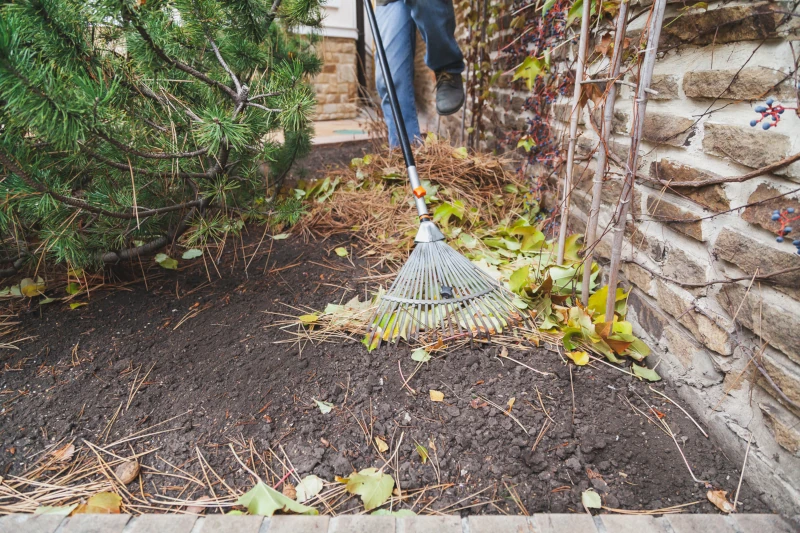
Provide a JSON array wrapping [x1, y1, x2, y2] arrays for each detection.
[[396, 515, 461, 533], [733, 514, 795, 533], [530, 514, 597, 533], [268, 515, 329, 533], [198, 515, 264, 533], [60, 514, 131, 533], [666, 514, 736, 533], [601, 514, 667, 533], [329, 515, 394, 533], [124, 514, 196, 533], [0, 514, 66, 533], [468, 515, 534, 533]]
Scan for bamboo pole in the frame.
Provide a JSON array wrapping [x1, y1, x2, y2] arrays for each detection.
[[580, 0, 630, 306], [555, 0, 592, 265], [605, 0, 668, 320]]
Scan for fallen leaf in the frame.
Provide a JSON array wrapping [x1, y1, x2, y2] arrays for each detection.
[[375, 437, 389, 453], [282, 482, 297, 500], [411, 349, 431, 363], [506, 397, 516, 413], [51, 443, 75, 463], [429, 390, 444, 402], [334, 247, 349, 257], [154, 253, 178, 270], [72, 492, 122, 514], [339, 468, 394, 511], [470, 398, 488, 409], [707, 490, 734, 513], [299, 314, 319, 325], [237, 482, 318, 516], [69, 302, 87, 310], [272, 233, 290, 240], [631, 364, 661, 382], [314, 399, 334, 414], [185, 495, 212, 515], [65, 282, 82, 295], [114, 459, 140, 485], [414, 442, 428, 464], [182, 249, 203, 259], [295, 475, 325, 503], [20, 277, 46, 298], [566, 350, 590, 366], [581, 489, 602, 510], [34, 504, 77, 516]]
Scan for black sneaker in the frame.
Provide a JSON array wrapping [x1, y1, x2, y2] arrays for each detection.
[[435, 71, 465, 116]]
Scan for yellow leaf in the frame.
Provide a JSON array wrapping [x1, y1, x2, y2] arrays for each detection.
[[506, 397, 516, 412], [429, 390, 444, 402], [299, 314, 318, 325], [566, 351, 590, 366], [374, 437, 389, 453], [72, 492, 122, 515], [20, 277, 46, 298]]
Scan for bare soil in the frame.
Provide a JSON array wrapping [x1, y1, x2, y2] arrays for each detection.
[[0, 142, 769, 515]]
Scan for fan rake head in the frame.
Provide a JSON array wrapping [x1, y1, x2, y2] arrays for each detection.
[[366, 238, 530, 347]]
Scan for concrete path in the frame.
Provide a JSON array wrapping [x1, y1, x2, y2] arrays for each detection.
[[0, 513, 794, 533]]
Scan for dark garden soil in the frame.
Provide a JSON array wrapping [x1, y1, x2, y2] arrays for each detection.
[[0, 141, 770, 516]]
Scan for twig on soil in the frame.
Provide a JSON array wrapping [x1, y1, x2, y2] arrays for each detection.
[[126, 363, 155, 410], [497, 351, 551, 376], [649, 386, 708, 438], [477, 395, 529, 434], [601, 501, 701, 514], [531, 419, 551, 452], [569, 366, 575, 426], [101, 402, 123, 443], [534, 386, 554, 425], [733, 432, 752, 512], [398, 360, 417, 395]]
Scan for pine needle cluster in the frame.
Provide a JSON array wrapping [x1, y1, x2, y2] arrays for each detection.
[[0, 0, 322, 271]]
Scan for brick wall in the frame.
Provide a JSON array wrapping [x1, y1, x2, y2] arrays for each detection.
[[456, 0, 800, 518], [314, 36, 358, 121]]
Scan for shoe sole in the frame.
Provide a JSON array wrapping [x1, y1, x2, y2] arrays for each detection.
[[436, 99, 465, 116]]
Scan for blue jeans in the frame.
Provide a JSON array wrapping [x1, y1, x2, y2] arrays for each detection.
[[375, 0, 464, 148]]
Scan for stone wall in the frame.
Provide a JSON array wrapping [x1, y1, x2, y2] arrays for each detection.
[[457, 0, 800, 519], [314, 36, 358, 121]]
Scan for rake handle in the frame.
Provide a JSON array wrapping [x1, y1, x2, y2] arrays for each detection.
[[365, 0, 429, 219]]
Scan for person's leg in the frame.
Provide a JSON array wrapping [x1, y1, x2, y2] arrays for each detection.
[[406, 0, 464, 74], [375, 1, 420, 148]]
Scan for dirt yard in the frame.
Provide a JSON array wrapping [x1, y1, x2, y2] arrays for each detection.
[[0, 142, 769, 516]]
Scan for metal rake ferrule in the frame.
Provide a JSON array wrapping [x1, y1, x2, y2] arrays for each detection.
[[366, 239, 531, 348]]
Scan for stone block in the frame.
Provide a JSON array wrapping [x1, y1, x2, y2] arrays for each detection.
[[125, 515, 196, 533], [329, 515, 394, 533], [666, 514, 737, 533], [713, 227, 800, 292], [269, 515, 329, 533], [703, 123, 791, 171], [628, 290, 669, 342], [621, 262, 654, 292], [529, 514, 597, 532], [720, 283, 800, 363], [200, 516, 263, 533], [642, 112, 696, 147], [0, 514, 65, 533], [733, 513, 796, 533], [759, 348, 800, 416], [658, 3, 785, 48], [468, 516, 534, 533], [760, 400, 800, 456], [655, 280, 732, 355], [590, 107, 629, 134], [601, 514, 668, 533], [649, 159, 730, 212], [662, 246, 707, 287], [684, 67, 796, 101], [645, 195, 704, 241], [60, 515, 131, 533], [396, 516, 461, 533], [649, 74, 680, 100], [741, 183, 800, 234]]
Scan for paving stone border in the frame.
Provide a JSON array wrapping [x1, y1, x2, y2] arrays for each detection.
[[0, 513, 794, 533]]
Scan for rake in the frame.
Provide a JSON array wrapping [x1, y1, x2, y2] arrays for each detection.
[[364, 2, 529, 347]]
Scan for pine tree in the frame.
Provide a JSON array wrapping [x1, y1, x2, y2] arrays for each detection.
[[0, 0, 322, 271]]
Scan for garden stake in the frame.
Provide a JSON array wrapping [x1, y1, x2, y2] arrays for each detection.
[[364, 1, 529, 347]]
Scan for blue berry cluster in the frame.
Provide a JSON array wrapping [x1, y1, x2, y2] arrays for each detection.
[[750, 98, 787, 130], [771, 207, 800, 255]]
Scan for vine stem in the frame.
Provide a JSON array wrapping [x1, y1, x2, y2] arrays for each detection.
[[605, 0, 668, 321], [581, 0, 630, 305], [556, 0, 592, 265]]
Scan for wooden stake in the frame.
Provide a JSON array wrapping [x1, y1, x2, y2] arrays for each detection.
[[605, 0, 668, 320], [556, 0, 592, 265], [581, 0, 630, 305]]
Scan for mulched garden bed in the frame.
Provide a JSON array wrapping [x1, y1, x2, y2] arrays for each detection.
[[0, 142, 769, 516]]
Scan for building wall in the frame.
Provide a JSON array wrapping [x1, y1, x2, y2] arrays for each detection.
[[460, 0, 800, 518], [314, 36, 358, 121]]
